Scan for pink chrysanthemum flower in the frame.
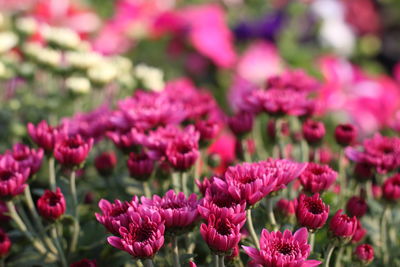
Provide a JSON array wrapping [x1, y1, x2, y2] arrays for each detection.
[[329, 210, 357, 241], [214, 162, 277, 206], [299, 163, 337, 193], [106, 127, 145, 154], [296, 194, 329, 231], [382, 174, 400, 201], [0, 158, 30, 199], [37, 188, 66, 221], [53, 134, 93, 168], [243, 227, 321, 267], [141, 190, 199, 234], [107, 207, 165, 259], [6, 143, 44, 176], [345, 134, 400, 174], [166, 137, 199, 171], [27, 120, 59, 153]]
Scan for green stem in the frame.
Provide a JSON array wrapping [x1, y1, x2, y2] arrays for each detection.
[[51, 223, 67, 267], [69, 171, 80, 254], [6, 201, 55, 260], [381, 206, 389, 265], [218, 255, 225, 267], [49, 157, 56, 190], [213, 254, 219, 267], [334, 246, 344, 267], [323, 243, 336, 267], [309, 232, 315, 252], [246, 209, 260, 249], [24, 186, 57, 254], [172, 172, 180, 192], [338, 149, 346, 206], [276, 119, 285, 159], [266, 198, 278, 231], [143, 259, 154, 267], [143, 181, 151, 198], [241, 139, 251, 162], [171, 236, 181, 267], [300, 139, 309, 163], [181, 172, 188, 196]]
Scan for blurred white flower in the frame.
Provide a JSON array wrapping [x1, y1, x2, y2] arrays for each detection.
[[66, 51, 104, 70], [0, 32, 18, 54], [87, 62, 117, 86], [134, 63, 164, 92], [42, 26, 81, 50], [66, 76, 91, 95], [15, 17, 37, 36], [320, 19, 355, 57]]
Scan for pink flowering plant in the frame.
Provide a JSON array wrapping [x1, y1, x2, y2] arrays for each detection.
[[1, 0, 400, 266]]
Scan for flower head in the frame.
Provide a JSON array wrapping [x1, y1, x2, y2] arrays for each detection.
[[200, 213, 241, 254], [351, 219, 367, 243], [299, 163, 337, 193], [0, 158, 30, 199], [141, 190, 199, 234], [6, 143, 44, 176], [127, 152, 154, 181], [243, 227, 321, 267], [94, 151, 117, 177], [302, 120, 325, 146], [27, 120, 59, 153], [334, 124, 357, 147], [345, 134, 400, 174], [0, 229, 11, 258], [329, 210, 357, 241], [54, 134, 93, 168], [70, 259, 97, 267], [106, 127, 145, 153], [276, 198, 297, 218], [346, 196, 367, 217], [37, 188, 66, 221], [107, 207, 165, 259], [227, 112, 254, 137], [354, 244, 374, 265], [166, 137, 199, 171], [382, 174, 400, 201], [296, 194, 329, 231]]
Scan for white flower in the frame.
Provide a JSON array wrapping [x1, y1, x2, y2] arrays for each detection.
[[66, 51, 104, 70], [134, 63, 164, 92], [320, 19, 355, 56], [87, 62, 117, 86], [66, 76, 91, 95], [0, 32, 18, 54], [43, 26, 81, 50], [15, 17, 37, 35]]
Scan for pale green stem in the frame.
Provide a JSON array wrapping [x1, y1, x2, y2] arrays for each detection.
[[300, 140, 309, 163], [266, 198, 278, 231], [69, 171, 80, 254], [241, 139, 251, 162], [213, 254, 219, 267], [338, 149, 346, 206], [143, 181, 151, 198], [172, 172, 180, 192], [309, 232, 315, 252], [218, 255, 225, 267], [323, 243, 336, 267], [334, 246, 344, 267], [51, 223, 67, 267], [143, 259, 154, 267], [24, 186, 57, 254], [381, 206, 390, 265], [49, 157, 56, 190], [181, 172, 188, 196], [6, 201, 55, 260], [171, 236, 181, 267], [246, 209, 260, 249], [276, 119, 285, 159]]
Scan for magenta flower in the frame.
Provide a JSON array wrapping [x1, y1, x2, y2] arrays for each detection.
[[354, 244, 374, 264], [166, 138, 199, 171], [345, 134, 400, 174], [276, 198, 297, 218], [0, 229, 11, 258], [346, 196, 367, 217], [37, 188, 66, 221], [27, 120, 59, 153], [141, 190, 199, 233], [302, 120, 325, 145], [94, 152, 117, 177], [382, 174, 400, 201], [329, 210, 357, 240], [0, 158, 30, 199], [215, 162, 277, 206], [243, 227, 321, 267], [334, 124, 357, 147], [299, 163, 337, 193], [0, 201, 9, 222], [53, 134, 93, 168], [6, 143, 44, 176], [96, 198, 139, 235], [296, 194, 329, 231], [260, 158, 307, 192], [198, 182, 246, 226], [351, 219, 367, 243], [127, 152, 154, 181], [70, 259, 97, 267], [227, 112, 254, 137], [107, 207, 165, 259], [200, 213, 241, 254], [195, 119, 219, 143], [106, 127, 145, 153]]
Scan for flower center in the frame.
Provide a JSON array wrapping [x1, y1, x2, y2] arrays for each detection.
[[276, 243, 295, 256], [47, 195, 60, 206], [110, 205, 128, 217], [306, 201, 324, 214], [216, 220, 232, 236], [136, 224, 154, 242], [0, 171, 14, 181], [66, 138, 82, 149], [161, 201, 185, 210]]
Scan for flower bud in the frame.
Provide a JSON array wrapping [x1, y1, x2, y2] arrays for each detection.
[[334, 124, 357, 146], [302, 119, 325, 145], [354, 244, 374, 265], [37, 188, 66, 221]]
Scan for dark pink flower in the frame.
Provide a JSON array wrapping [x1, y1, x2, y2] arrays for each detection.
[[302, 120, 325, 145], [346, 196, 367, 217], [95, 198, 139, 235], [27, 120, 59, 153], [0, 229, 11, 258], [243, 227, 321, 267], [196, 176, 215, 196], [296, 194, 329, 231], [200, 213, 241, 254], [166, 138, 199, 171], [141, 190, 199, 233], [329, 210, 357, 240], [215, 162, 277, 206], [6, 143, 44, 176], [371, 184, 382, 199], [195, 119, 220, 143], [354, 163, 373, 181], [334, 124, 357, 147], [94, 152, 117, 177], [127, 152, 154, 181], [227, 112, 254, 137], [382, 174, 400, 201], [345, 134, 400, 174], [107, 207, 165, 259], [106, 127, 145, 153], [354, 244, 374, 264], [37, 188, 66, 221], [267, 69, 319, 92], [351, 219, 366, 243], [299, 163, 337, 193], [0, 201, 9, 222], [54, 134, 93, 168], [0, 158, 30, 199], [276, 198, 297, 218], [70, 259, 97, 267]]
